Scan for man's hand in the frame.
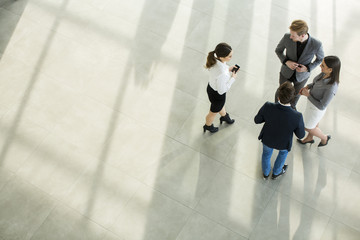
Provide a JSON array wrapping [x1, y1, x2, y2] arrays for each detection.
[[296, 64, 308, 72], [285, 60, 299, 70]]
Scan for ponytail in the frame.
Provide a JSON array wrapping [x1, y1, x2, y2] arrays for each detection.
[[205, 43, 232, 69], [205, 51, 217, 69]]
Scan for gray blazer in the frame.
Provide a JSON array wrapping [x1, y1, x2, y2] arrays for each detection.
[[307, 73, 338, 110], [275, 33, 324, 82]]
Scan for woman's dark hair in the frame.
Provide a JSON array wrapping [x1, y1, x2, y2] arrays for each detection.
[[278, 82, 295, 104], [324, 55, 341, 85], [205, 42, 232, 69]]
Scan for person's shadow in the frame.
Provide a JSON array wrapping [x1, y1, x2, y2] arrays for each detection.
[[293, 147, 327, 240], [0, 0, 28, 57]]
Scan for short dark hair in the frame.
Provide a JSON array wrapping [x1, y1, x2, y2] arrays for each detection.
[[278, 82, 295, 104]]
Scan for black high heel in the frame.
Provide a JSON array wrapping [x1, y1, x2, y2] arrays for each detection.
[[203, 124, 218, 133], [220, 113, 235, 124], [318, 135, 331, 147], [297, 139, 315, 145]]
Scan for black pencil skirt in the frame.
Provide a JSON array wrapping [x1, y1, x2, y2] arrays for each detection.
[[207, 84, 226, 112]]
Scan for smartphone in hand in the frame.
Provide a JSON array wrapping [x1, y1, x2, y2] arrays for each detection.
[[232, 64, 240, 73]]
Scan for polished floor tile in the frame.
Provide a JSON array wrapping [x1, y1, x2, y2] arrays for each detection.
[[249, 192, 330, 240], [1, 0, 360, 239], [64, 162, 142, 229], [143, 145, 221, 208], [0, 112, 49, 172], [16, 133, 99, 200], [0, 177, 56, 240], [109, 184, 192, 240], [30, 203, 112, 240], [276, 147, 352, 216], [195, 166, 274, 237], [176, 212, 246, 240], [321, 219, 360, 240], [332, 171, 360, 232]]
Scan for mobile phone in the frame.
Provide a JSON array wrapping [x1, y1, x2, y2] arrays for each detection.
[[232, 64, 240, 73]]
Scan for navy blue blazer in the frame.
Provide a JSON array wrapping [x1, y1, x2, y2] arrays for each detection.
[[254, 102, 305, 151]]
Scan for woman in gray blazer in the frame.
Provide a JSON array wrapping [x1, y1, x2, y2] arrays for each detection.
[[297, 56, 341, 147]]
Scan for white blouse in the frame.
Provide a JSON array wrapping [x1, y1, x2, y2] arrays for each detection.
[[208, 60, 235, 95]]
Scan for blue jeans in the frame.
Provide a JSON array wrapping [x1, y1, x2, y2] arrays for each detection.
[[262, 143, 289, 176]]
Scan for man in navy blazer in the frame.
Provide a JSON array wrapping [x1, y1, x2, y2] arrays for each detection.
[[275, 19, 324, 109], [255, 82, 305, 179]]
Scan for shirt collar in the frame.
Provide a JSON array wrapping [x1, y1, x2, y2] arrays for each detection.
[[217, 59, 228, 64], [296, 34, 309, 45], [279, 101, 291, 107]]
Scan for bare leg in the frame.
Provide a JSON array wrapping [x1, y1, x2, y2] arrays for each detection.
[[307, 123, 328, 144], [205, 111, 218, 126], [219, 107, 226, 117], [301, 128, 314, 142]]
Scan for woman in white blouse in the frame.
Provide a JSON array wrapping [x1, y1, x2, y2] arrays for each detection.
[[203, 43, 238, 133]]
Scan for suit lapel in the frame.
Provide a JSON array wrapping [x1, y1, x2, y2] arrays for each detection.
[[298, 34, 312, 62], [289, 39, 297, 60]]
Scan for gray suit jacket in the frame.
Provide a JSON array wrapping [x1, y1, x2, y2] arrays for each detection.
[[275, 33, 324, 82]]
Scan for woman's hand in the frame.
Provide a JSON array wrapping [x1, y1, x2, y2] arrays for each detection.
[[229, 65, 238, 78], [299, 86, 310, 96]]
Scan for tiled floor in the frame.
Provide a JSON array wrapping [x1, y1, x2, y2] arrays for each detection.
[[0, 0, 360, 239]]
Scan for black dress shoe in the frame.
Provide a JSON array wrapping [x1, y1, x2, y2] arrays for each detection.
[[297, 139, 315, 145], [220, 113, 235, 124], [272, 165, 288, 180], [203, 124, 219, 133], [318, 135, 331, 147], [263, 173, 269, 180]]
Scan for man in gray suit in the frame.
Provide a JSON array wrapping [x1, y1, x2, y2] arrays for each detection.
[[275, 20, 324, 109]]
